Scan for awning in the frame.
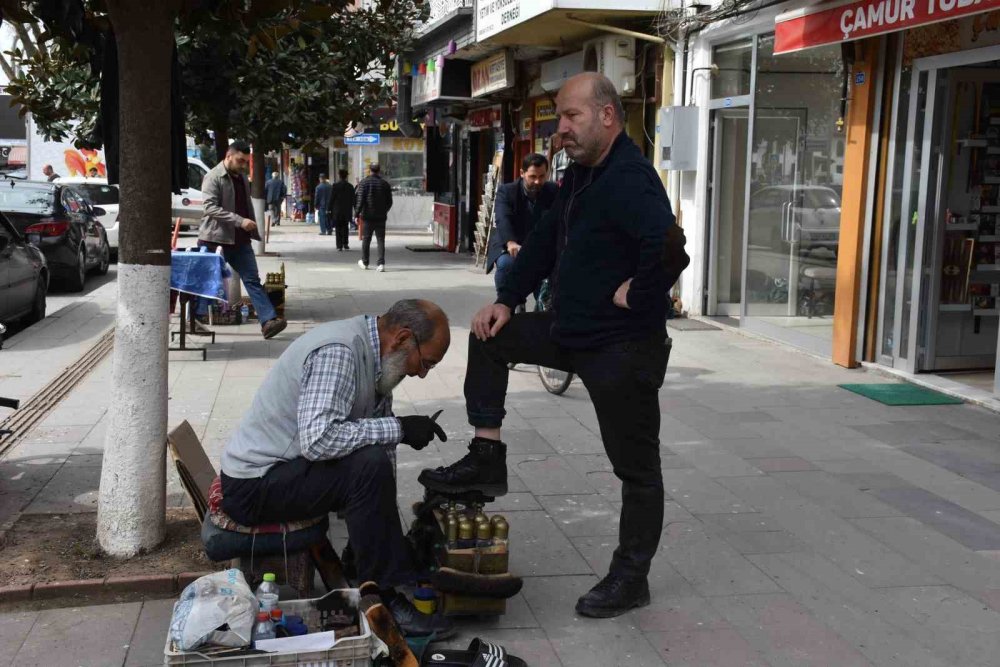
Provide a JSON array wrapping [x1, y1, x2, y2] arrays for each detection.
[[775, 0, 1000, 54], [7, 145, 26, 165]]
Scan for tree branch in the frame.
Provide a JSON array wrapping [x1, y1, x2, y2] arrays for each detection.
[[0, 52, 16, 81], [12, 23, 37, 58]]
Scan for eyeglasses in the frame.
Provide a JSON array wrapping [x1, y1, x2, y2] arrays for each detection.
[[410, 331, 437, 371]]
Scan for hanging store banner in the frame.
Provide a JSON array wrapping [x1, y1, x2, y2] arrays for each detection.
[[476, 0, 552, 41], [775, 0, 1000, 54], [471, 50, 515, 97]]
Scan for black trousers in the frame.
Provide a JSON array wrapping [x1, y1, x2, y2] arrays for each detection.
[[334, 217, 351, 249], [362, 217, 386, 267], [220, 446, 415, 588], [465, 311, 669, 578]]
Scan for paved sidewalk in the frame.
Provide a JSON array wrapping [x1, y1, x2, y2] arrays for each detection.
[[2, 221, 1000, 665]]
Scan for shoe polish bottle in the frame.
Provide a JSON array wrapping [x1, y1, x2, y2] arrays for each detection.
[[475, 519, 493, 548], [492, 517, 509, 549], [457, 518, 475, 549]]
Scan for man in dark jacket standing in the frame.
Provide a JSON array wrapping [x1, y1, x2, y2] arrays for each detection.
[[314, 174, 333, 236], [420, 73, 677, 619], [264, 171, 286, 227], [329, 169, 355, 251], [355, 163, 393, 272], [486, 154, 559, 296]]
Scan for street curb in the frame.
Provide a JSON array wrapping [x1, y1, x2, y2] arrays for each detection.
[[0, 571, 214, 604]]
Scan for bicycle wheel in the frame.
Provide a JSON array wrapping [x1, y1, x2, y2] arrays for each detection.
[[534, 279, 573, 394]]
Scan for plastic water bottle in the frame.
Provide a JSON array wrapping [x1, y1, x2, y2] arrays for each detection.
[[252, 611, 276, 644], [255, 572, 279, 607], [240, 304, 250, 323]]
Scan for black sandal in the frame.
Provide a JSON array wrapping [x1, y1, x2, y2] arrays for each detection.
[[422, 637, 527, 666]]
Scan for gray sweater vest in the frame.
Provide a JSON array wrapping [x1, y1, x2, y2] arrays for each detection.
[[221, 315, 377, 478]]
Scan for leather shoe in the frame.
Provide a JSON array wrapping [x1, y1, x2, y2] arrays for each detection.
[[418, 438, 508, 496], [261, 317, 287, 340], [387, 592, 455, 640], [575, 573, 650, 618]]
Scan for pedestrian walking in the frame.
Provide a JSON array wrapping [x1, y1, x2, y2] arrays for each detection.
[[420, 73, 687, 619], [196, 141, 287, 339], [42, 164, 61, 182], [314, 173, 333, 236], [264, 171, 287, 227], [330, 169, 355, 251], [355, 163, 393, 272]]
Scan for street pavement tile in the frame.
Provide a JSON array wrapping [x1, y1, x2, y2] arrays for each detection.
[[851, 516, 1000, 592], [571, 536, 696, 600], [902, 443, 1000, 493], [549, 627, 666, 666], [659, 415, 711, 445], [124, 598, 176, 667], [850, 421, 981, 445], [748, 418, 871, 443], [661, 468, 756, 514], [980, 509, 1000, 525], [645, 627, 769, 667], [709, 528, 807, 556], [481, 492, 542, 512], [671, 409, 775, 441], [811, 458, 891, 474], [909, 439, 1000, 465], [509, 454, 595, 495], [579, 470, 622, 501], [878, 585, 1000, 667], [496, 428, 556, 455], [13, 601, 142, 667], [503, 511, 592, 576], [18, 424, 95, 445], [438, 628, 562, 666], [529, 416, 606, 455], [657, 521, 781, 597], [538, 494, 620, 537], [763, 406, 890, 427], [669, 442, 764, 477], [0, 610, 38, 658], [767, 471, 903, 518], [2, 441, 73, 466], [695, 512, 787, 533], [860, 448, 1000, 512], [706, 593, 871, 666], [711, 438, 796, 459], [632, 594, 731, 633], [23, 463, 101, 513], [872, 487, 1000, 550], [564, 453, 613, 475], [38, 406, 107, 428], [747, 553, 954, 667], [831, 471, 913, 492], [519, 574, 645, 636], [748, 457, 816, 473], [718, 475, 942, 588]]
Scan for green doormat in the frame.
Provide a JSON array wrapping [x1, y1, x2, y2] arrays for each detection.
[[839, 383, 964, 406]]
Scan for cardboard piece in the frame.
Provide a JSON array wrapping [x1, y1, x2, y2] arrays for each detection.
[[168, 420, 216, 522]]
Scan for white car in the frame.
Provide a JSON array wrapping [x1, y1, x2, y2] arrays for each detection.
[[172, 157, 211, 230], [56, 176, 120, 258]]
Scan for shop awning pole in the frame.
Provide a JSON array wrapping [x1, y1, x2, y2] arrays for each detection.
[[563, 15, 665, 44]]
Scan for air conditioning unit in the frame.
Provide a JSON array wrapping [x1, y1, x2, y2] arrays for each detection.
[[582, 36, 636, 96], [540, 50, 585, 93]]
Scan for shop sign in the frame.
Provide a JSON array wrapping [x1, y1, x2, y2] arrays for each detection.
[[775, 0, 1000, 54], [534, 99, 556, 121], [345, 133, 381, 145], [471, 51, 515, 97], [476, 0, 552, 41], [413, 67, 443, 106], [467, 106, 502, 129]]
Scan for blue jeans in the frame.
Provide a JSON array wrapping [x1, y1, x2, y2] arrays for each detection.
[[493, 253, 538, 305], [317, 210, 329, 234], [196, 242, 277, 324]]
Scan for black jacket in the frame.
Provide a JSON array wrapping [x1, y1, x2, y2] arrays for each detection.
[[329, 179, 355, 220], [354, 174, 393, 220], [486, 179, 559, 273], [497, 131, 676, 349]]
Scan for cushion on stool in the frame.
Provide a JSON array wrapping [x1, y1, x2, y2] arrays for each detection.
[[207, 475, 325, 534]]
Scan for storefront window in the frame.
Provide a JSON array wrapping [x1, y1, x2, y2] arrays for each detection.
[[712, 40, 752, 98], [743, 35, 845, 344], [380, 151, 425, 194]]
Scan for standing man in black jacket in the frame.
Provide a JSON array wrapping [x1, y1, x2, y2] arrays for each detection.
[[329, 169, 355, 251], [420, 72, 677, 619], [355, 163, 393, 272], [486, 153, 559, 296]]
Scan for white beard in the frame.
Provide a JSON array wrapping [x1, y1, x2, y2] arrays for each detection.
[[377, 350, 409, 396]]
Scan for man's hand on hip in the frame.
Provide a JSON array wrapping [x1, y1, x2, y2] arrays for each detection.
[[241, 218, 258, 235], [506, 241, 521, 258], [472, 303, 511, 342], [399, 411, 447, 450], [613, 278, 633, 309]]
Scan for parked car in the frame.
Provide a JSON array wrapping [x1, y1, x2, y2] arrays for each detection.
[[56, 177, 120, 261], [749, 185, 842, 250], [172, 157, 211, 231], [0, 180, 109, 291], [0, 212, 47, 324]]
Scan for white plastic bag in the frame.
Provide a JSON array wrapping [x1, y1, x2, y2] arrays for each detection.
[[169, 569, 257, 651]]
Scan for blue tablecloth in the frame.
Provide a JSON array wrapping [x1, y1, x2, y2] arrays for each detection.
[[170, 250, 230, 301]]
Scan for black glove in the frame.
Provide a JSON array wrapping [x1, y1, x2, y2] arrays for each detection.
[[399, 410, 447, 450]]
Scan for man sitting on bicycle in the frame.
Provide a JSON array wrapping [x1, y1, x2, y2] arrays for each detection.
[[419, 73, 680, 621], [485, 153, 559, 299]]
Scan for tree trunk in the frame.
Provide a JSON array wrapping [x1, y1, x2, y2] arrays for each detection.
[[97, 0, 175, 558], [213, 125, 229, 167], [251, 148, 267, 254]]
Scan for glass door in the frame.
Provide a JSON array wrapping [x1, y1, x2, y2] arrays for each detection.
[[707, 108, 749, 316]]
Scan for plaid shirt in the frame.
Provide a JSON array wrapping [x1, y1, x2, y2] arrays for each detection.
[[298, 315, 402, 464]]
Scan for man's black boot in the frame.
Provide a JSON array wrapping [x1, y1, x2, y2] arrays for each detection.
[[387, 592, 455, 640], [417, 438, 508, 496], [575, 572, 650, 619]]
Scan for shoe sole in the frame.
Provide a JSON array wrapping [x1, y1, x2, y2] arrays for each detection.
[[417, 473, 508, 497], [262, 320, 287, 339], [575, 592, 651, 619]]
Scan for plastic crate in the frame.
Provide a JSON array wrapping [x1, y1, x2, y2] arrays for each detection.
[[164, 590, 374, 666]]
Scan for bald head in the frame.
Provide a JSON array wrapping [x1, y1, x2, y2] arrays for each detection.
[[555, 73, 625, 166]]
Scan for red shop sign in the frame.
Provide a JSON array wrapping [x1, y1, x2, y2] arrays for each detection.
[[775, 0, 1000, 53]]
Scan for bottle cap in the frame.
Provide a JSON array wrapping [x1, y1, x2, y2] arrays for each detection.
[[257, 612, 270, 622], [476, 521, 492, 540], [263, 573, 276, 582], [458, 518, 474, 540], [270, 609, 283, 620]]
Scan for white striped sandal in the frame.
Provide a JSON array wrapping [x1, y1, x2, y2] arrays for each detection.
[[422, 637, 527, 667]]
